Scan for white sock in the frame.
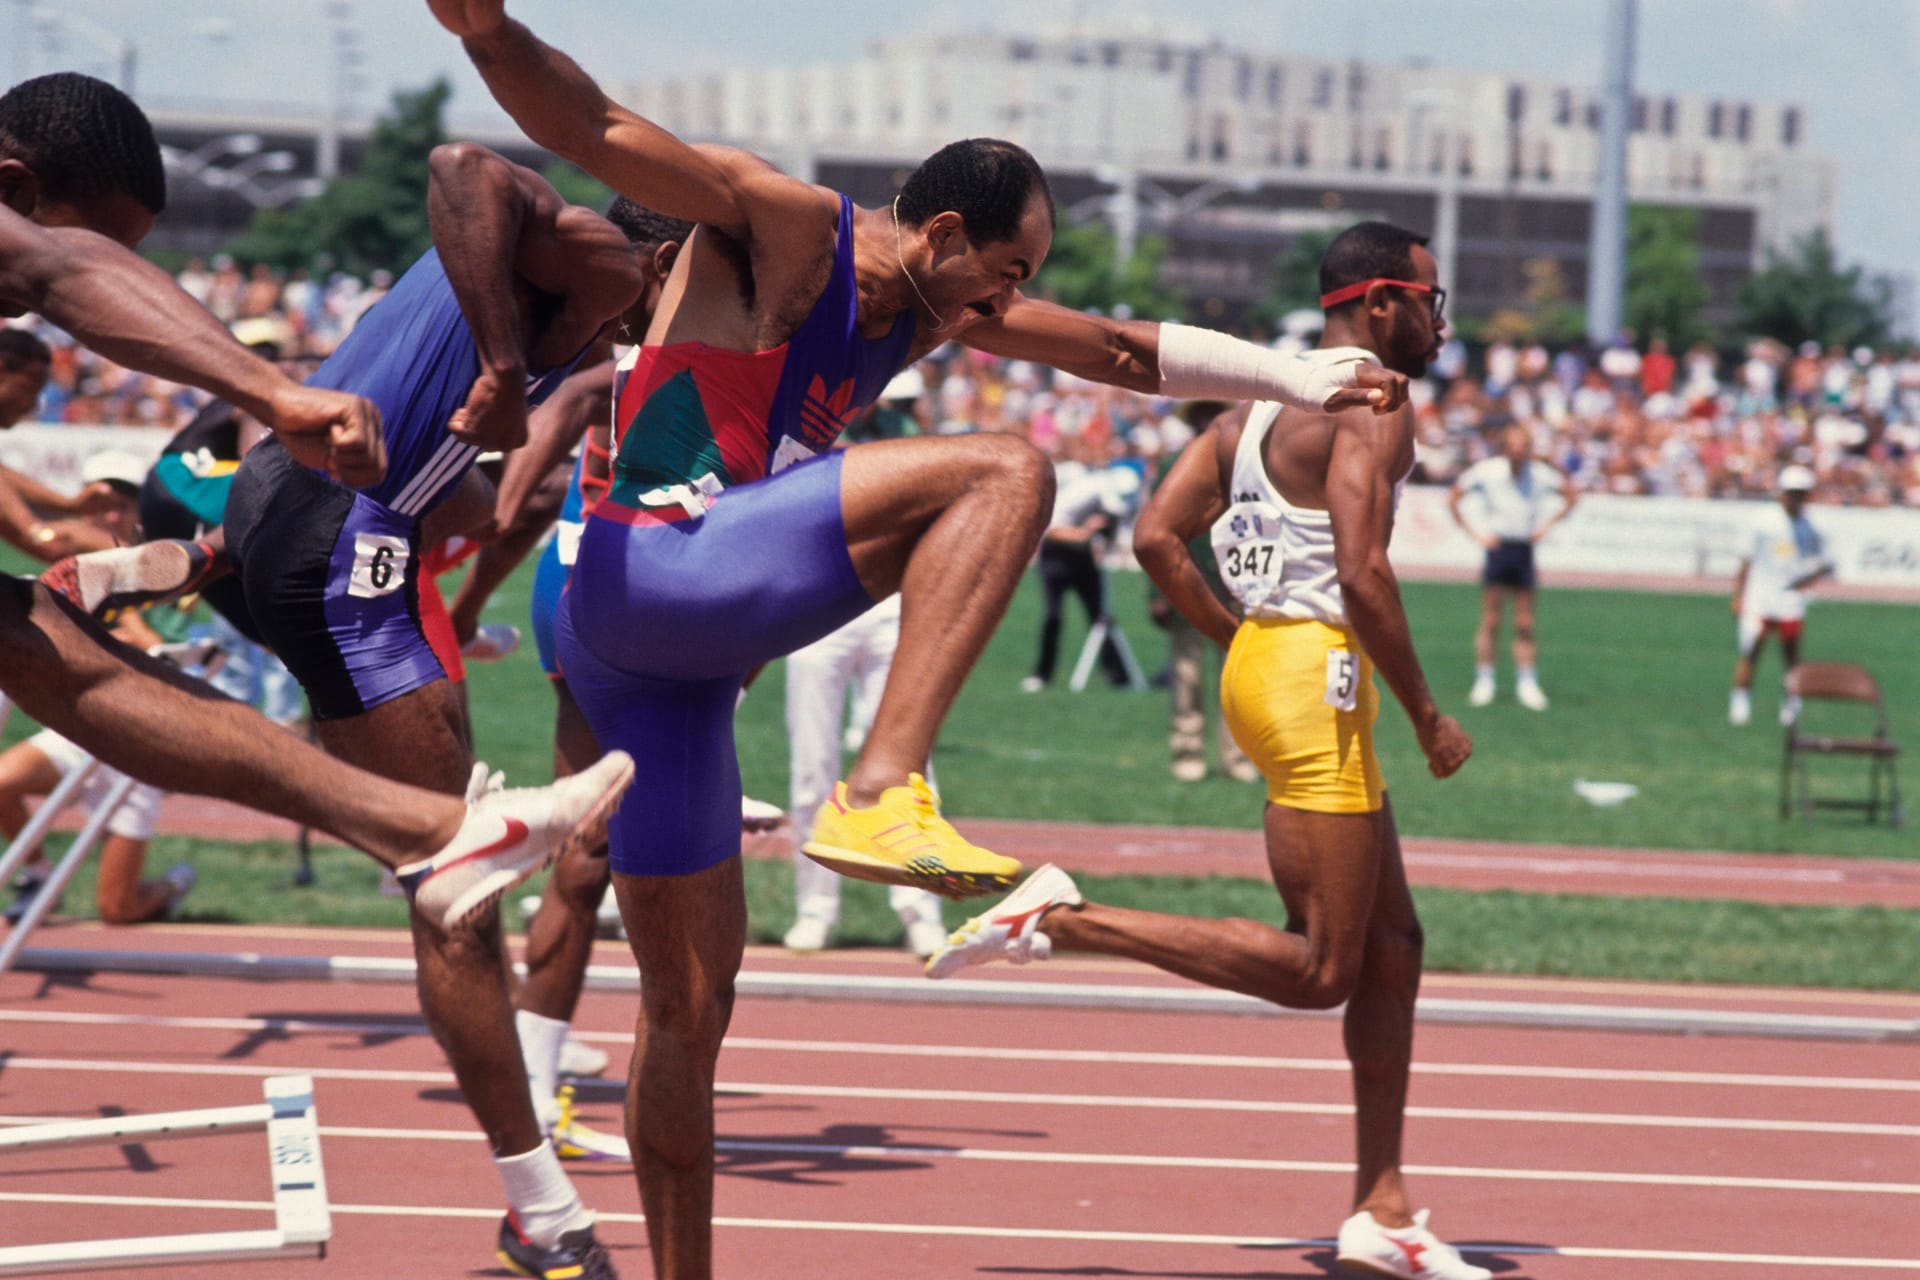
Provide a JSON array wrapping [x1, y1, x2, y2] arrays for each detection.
[[495, 1144, 592, 1247], [1474, 664, 1494, 683], [1519, 665, 1539, 686], [516, 1009, 569, 1132]]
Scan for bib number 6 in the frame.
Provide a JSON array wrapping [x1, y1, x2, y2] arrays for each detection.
[[348, 533, 410, 599]]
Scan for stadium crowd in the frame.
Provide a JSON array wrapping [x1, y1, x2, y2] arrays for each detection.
[[12, 258, 1920, 509]]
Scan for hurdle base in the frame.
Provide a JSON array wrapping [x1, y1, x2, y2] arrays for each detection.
[[0, 1231, 323, 1277]]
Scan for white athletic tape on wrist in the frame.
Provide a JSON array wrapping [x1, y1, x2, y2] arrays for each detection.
[[1157, 324, 1376, 411]]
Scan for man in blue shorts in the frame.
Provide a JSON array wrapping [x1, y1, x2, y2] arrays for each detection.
[[216, 142, 644, 1278], [431, 6, 1406, 1273], [4, 72, 628, 978]]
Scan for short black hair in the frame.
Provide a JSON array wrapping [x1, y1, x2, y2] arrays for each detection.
[[1318, 221, 1430, 304], [896, 138, 1054, 247], [0, 328, 51, 370], [603, 196, 693, 251], [0, 73, 165, 215]]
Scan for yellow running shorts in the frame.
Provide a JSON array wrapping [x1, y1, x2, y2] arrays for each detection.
[[1220, 617, 1384, 814]]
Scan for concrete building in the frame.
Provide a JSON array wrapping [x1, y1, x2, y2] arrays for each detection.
[[621, 29, 1835, 332]]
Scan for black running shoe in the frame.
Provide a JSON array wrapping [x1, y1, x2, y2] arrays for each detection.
[[495, 1212, 618, 1279]]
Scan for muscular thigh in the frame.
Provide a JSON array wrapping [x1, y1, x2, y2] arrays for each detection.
[[314, 680, 471, 796], [567, 450, 874, 682], [1265, 802, 1392, 955]]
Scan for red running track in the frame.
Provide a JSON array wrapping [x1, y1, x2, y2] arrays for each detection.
[[3, 921, 1918, 1279]]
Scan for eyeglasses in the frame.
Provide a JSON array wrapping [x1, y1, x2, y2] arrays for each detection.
[[1318, 278, 1448, 326]]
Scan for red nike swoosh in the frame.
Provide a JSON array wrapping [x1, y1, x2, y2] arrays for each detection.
[[431, 817, 530, 875], [996, 904, 1049, 937]]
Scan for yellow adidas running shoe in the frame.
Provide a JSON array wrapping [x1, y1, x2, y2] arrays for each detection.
[[803, 773, 1021, 899]]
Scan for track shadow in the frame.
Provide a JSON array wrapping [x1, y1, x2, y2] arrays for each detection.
[[228, 1009, 424, 1058], [716, 1121, 939, 1186]]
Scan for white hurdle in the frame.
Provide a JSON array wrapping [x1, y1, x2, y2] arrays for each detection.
[[0, 1074, 331, 1275]]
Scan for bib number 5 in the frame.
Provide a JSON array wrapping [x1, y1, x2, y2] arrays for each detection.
[[1324, 648, 1359, 712]]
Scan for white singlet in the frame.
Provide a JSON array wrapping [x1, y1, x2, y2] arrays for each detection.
[[1209, 400, 1409, 627]]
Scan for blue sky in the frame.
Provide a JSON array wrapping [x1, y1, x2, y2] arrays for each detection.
[[21, 1, 1920, 293]]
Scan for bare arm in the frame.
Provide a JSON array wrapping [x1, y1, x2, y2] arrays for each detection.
[[1731, 559, 1750, 615], [430, 3, 825, 252], [1326, 409, 1470, 778], [1134, 413, 1242, 651], [0, 208, 386, 486], [1534, 465, 1579, 541], [427, 144, 641, 451], [962, 295, 1408, 411], [1445, 481, 1492, 548]]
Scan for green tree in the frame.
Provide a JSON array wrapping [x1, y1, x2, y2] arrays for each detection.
[[230, 80, 451, 276], [1253, 229, 1336, 331], [1624, 205, 1711, 348], [1031, 220, 1185, 321], [1735, 228, 1892, 350]]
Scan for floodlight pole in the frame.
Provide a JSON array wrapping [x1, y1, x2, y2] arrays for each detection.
[[1586, 0, 1636, 347]]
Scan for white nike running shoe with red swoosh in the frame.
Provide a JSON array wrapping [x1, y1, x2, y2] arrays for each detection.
[[397, 751, 634, 931]]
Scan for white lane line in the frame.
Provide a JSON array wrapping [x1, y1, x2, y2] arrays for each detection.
[[4, 1057, 1917, 1141], [9, 1121, 1908, 1197], [5, 1010, 1915, 1094], [5, 1120, 1911, 1197], [0, 1191, 1915, 1270]]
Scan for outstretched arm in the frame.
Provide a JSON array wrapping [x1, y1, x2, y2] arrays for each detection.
[[960, 294, 1408, 414], [428, 2, 827, 253], [0, 207, 386, 487], [1134, 412, 1243, 651], [1326, 408, 1470, 779]]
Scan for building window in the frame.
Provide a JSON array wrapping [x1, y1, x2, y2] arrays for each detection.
[[1707, 101, 1724, 138], [1631, 95, 1648, 132], [1236, 57, 1252, 100], [1292, 120, 1312, 166], [1266, 64, 1283, 107], [1782, 107, 1801, 146], [1534, 139, 1552, 180], [1101, 42, 1121, 67], [1311, 67, 1333, 107], [1457, 134, 1474, 176], [1010, 40, 1035, 62], [1349, 125, 1365, 169], [1346, 64, 1365, 112], [1554, 88, 1572, 126], [1213, 114, 1231, 161], [1585, 101, 1602, 130], [1155, 45, 1172, 73], [1373, 127, 1392, 171], [1735, 103, 1751, 142], [1660, 97, 1677, 136], [1507, 84, 1526, 123], [1185, 52, 1203, 97]]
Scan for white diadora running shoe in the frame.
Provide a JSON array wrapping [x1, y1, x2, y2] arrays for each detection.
[[397, 751, 634, 931], [924, 863, 1082, 980], [1335, 1209, 1491, 1280]]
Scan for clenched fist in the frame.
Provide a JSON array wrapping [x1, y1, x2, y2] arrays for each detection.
[[269, 384, 387, 489]]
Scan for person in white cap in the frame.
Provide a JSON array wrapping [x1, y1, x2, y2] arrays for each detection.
[[1729, 463, 1832, 726]]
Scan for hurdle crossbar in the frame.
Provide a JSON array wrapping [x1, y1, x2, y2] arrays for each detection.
[[0, 1074, 329, 1276]]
